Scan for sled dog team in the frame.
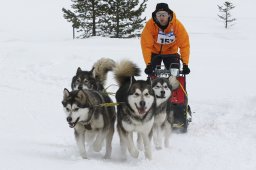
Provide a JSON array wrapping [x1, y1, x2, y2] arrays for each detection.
[[62, 58, 180, 160]]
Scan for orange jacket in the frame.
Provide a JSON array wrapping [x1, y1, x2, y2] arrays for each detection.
[[141, 13, 190, 65]]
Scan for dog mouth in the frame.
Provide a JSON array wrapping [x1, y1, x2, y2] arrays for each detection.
[[156, 94, 166, 99], [68, 117, 80, 128], [135, 103, 147, 115]]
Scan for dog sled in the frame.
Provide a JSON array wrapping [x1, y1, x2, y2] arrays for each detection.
[[151, 54, 192, 133]]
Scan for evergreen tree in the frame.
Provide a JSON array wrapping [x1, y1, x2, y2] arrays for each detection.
[[62, 0, 105, 38], [218, 1, 236, 29], [100, 0, 147, 38]]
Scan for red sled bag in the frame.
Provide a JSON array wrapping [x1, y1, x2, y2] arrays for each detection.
[[170, 76, 186, 104]]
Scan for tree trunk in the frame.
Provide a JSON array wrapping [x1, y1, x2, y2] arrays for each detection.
[[92, 0, 96, 36], [73, 27, 75, 39], [116, 1, 120, 38], [225, 11, 228, 29]]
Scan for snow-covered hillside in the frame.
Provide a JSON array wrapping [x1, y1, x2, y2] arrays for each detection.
[[0, 0, 256, 170]]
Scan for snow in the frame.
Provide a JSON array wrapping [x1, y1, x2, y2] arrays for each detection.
[[0, 0, 256, 170]]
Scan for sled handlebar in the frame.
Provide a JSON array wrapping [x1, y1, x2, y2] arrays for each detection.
[[154, 68, 185, 77]]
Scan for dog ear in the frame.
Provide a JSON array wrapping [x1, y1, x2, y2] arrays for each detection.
[[131, 76, 136, 83], [90, 67, 95, 73], [168, 76, 179, 90], [63, 88, 70, 99], [77, 90, 87, 104], [76, 67, 82, 75]]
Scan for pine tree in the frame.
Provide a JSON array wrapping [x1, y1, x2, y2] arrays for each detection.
[[218, 1, 236, 29], [100, 0, 147, 38], [62, 0, 105, 38]]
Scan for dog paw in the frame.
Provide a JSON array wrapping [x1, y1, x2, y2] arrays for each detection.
[[130, 149, 139, 158], [93, 143, 102, 152], [103, 154, 111, 159], [145, 152, 152, 160], [156, 145, 162, 150], [80, 153, 88, 159]]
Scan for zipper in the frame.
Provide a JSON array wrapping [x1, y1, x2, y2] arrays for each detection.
[[158, 28, 165, 54]]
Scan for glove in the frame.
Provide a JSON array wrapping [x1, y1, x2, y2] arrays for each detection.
[[182, 64, 190, 75], [144, 64, 153, 75]]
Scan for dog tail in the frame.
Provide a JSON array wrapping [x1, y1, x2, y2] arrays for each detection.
[[114, 60, 141, 86], [92, 58, 116, 86]]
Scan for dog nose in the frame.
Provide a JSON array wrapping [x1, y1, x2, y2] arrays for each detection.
[[140, 101, 145, 107], [67, 117, 72, 122], [78, 86, 83, 90], [161, 91, 165, 95]]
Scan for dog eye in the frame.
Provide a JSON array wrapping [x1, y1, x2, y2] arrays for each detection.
[[145, 93, 149, 96], [164, 86, 168, 88], [156, 86, 160, 88], [66, 108, 70, 112], [74, 108, 79, 111], [134, 93, 140, 96], [76, 79, 80, 83]]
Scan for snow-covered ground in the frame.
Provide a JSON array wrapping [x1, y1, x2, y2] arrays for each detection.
[[0, 0, 256, 170]]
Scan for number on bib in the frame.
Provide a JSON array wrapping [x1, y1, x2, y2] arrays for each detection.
[[157, 30, 175, 44]]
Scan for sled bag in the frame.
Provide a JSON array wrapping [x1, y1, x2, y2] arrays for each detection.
[[170, 76, 186, 104]]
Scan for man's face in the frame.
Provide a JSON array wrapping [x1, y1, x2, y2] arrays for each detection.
[[156, 11, 169, 26]]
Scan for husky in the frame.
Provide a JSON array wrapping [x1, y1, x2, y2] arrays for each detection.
[[71, 58, 115, 91], [62, 88, 116, 159], [114, 60, 156, 160], [151, 77, 179, 149], [137, 76, 179, 150]]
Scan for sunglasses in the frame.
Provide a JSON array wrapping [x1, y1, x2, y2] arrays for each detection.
[[156, 12, 169, 18]]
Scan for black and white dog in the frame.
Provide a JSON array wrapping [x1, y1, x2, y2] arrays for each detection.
[[71, 58, 115, 91], [151, 77, 179, 149], [137, 76, 179, 150], [114, 60, 156, 160], [62, 88, 116, 159]]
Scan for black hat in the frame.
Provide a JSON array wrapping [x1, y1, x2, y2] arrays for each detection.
[[155, 3, 171, 13]]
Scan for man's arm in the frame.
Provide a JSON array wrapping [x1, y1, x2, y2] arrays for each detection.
[[175, 19, 190, 65], [141, 22, 154, 65]]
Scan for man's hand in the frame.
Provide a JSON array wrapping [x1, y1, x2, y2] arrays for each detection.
[[182, 64, 190, 75], [144, 64, 153, 75]]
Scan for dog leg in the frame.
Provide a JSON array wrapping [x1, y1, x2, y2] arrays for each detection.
[[104, 127, 114, 159], [93, 129, 107, 152], [153, 124, 162, 149], [75, 129, 87, 159], [118, 127, 128, 160], [127, 132, 139, 158], [164, 121, 172, 148], [141, 133, 152, 160], [137, 133, 143, 151]]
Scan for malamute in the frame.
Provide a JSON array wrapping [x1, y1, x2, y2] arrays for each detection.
[[62, 88, 116, 159], [71, 58, 115, 91], [114, 60, 156, 160], [151, 77, 179, 149]]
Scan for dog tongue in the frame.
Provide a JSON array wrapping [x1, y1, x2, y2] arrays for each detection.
[[138, 107, 146, 114]]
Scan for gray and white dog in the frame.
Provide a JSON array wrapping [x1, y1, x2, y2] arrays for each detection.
[[71, 58, 115, 91], [151, 77, 179, 149], [62, 88, 116, 159], [137, 76, 179, 150], [114, 60, 156, 160]]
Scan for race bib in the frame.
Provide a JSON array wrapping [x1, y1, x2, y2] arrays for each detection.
[[157, 30, 175, 44]]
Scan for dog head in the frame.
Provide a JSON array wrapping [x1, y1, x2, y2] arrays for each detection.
[[71, 67, 98, 90], [152, 77, 172, 106], [127, 77, 155, 117], [62, 88, 92, 128]]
